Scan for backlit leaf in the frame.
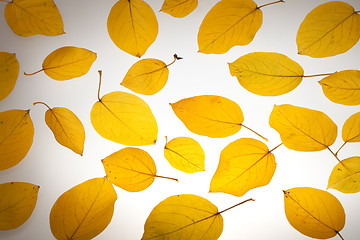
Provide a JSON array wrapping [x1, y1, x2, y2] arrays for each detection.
[[160, 0, 198, 18], [328, 157, 360, 193], [164, 137, 205, 173], [269, 104, 337, 151], [50, 177, 117, 240], [296, 1, 360, 58], [107, 0, 158, 57], [0, 52, 19, 101], [0, 109, 34, 171], [342, 111, 360, 143], [319, 70, 360, 106], [4, 0, 64, 37], [210, 138, 276, 197], [0, 182, 39, 230], [283, 187, 345, 239], [170, 95, 244, 138]]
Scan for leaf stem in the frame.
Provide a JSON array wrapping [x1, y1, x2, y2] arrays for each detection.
[[33, 101, 52, 110], [337, 231, 345, 240], [269, 143, 283, 153], [24, 69, 44, 76], [241, 124, 268, 142], [97, 70, 102, 101], [218, 198, 255, 215], [258, 0, 284, 9], [154, 174, 179, 182], [335, 141, 347, 157], [166, 54, 182, 68], [302, 72, 334, 78], [327, 147, 343, 164]]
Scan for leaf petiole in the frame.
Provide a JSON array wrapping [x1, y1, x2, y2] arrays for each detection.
[[218, 198, 255, 215], [33, 101, 52, 110], [24, 69, 44, 76], [302, 72, 334, 78], [154, 174, 179, 182], [166, 54, 182, 68], [97, 70, 102, 101], [241, 124, 268, 142], [258, 0, 284, 9]]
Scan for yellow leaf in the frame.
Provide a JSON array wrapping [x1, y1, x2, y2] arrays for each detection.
[[142, 194, 223, 240], [342, 111, 360, 143], [4, 0, 64, 37], [210, 138, 276, 197], [197, 0, 262, 54], [296, 1, 360, 58], [0, 182, 39, 230], [164, 137, 205, 173], [50, 177, 117, 240], [283, 187, 345, 239], [25, 46, 97, 80], [0, 109, 34, 171], [269, 104, 337, 151], [160, 0, 198, 18], [328, 157, 360, 193], [170, 95, 244, 138], [107, 0, 158, 57], [319, 70, 360, 106], [229, 52, 304, 96], [0, 52, 19, 101]]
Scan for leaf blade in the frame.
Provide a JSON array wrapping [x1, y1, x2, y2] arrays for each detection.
[[342, 111, 360, 143], [160, 0, 198, 18], [328, 157, 360, 193], [0, 52, 19, 101]]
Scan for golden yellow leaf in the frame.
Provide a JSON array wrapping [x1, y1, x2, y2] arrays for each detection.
[[269, 104, 337, 151], [0, 109, 34, 171], [210, 138, 276, 197], [50, 177, 117, 240], [160, 0, 198, 18], [319, 70, 360, 106], [0, 182, 39, 230], [342, 111, 360, 143], [229, 52, 304, 96], [283, 187, 345, 239], [25, 46, 97, 80], [4, 0, 64, 37], [107, 0, 158, 57], [164, 136, 205, 173], [0, 52, 19, 101], [296, 1, 360, 58], [170, 95, 244, 138], [328, 157, 360, 193]]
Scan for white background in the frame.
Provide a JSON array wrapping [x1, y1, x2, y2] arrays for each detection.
[[0, 0, 360, 239]]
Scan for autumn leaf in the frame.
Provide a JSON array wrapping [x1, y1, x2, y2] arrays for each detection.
[[283, 187, 345, 239], [24, 46, 97, 80], [228, 52, 304, 96], [33, 102, 85, 155], [50, 177, 117, 240], [328, 157, 360, 194], [160, 0, 198, 18], [342, 111, 360, 143], [296, 1, 360, 58], [107, 0, 158, 57], [0, 52, 19, 101], [0, 182, 39, 230], [269, 104, 337, 151], [164, 136, 205, 173], [0, 109, 34, 171], [4, 0, 64, 36]]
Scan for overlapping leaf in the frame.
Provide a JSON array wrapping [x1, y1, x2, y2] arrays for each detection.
[[0, 52, 19, 101], [342, 111, 360, 143], [328, 157, 360, 193], [160, 0, 198, 18]]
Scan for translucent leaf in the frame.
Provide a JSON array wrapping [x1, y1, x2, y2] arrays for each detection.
[[4, 0, 64, 37], [160, 0, 198, 18], [0, 182, 39, 230], [296, 1, 360, 58], [0, 109, 34, 171], [50, 177, 117, 240], [170, 95, 244, 138], [107, 0, 158, 57], [91, 91, 158, 146], [319, 70, 360, 106], [142, 194, 223, 240], [328, 157, 360, 193], [197, 0, 262, 54], [0, 52, 19, 101], [269, 104, 337, 151], [283, 187, 345, 239], [342, 111, 360, 143], [164, 137, 205, 173], [228, 52, 304, 96]]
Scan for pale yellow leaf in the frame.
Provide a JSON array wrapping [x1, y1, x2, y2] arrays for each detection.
[[342, 111, 360, 143], [0, 52, 19, 101], [50, 177, 117, 240], [160, 0, 198, 18], [328, 157, 360, 193], [0, 182, 39, 230]]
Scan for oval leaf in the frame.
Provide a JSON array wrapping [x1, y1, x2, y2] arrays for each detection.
[[0, 52, 19, 101], [283, 187, 345, 239], [170, 95, 244, 138], [0, 109, 34, 171], [228, 52, 304, 96], [142, 194, 223, 240], [164, 137, 205, 173], [319, 70, 360, 106], [160, 0, 198, 18], [328, 157, 360, 193], [107, 0, 158, 57], [269, 104, 337, 151], [0, 182, 39, 230], [197, 0, 262, 54], [342, 111, 360, 143], [50, 177, 117, 240], [91, 91, 158, 146], [296, 1, 360, 58], [4, 0, 64, 36]]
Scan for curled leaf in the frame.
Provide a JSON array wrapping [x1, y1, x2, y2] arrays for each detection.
[[328, 157, 360, 193], [160, 0, 198, 18], [0, 52, 19, 101], [342, 111, 360, 143]]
